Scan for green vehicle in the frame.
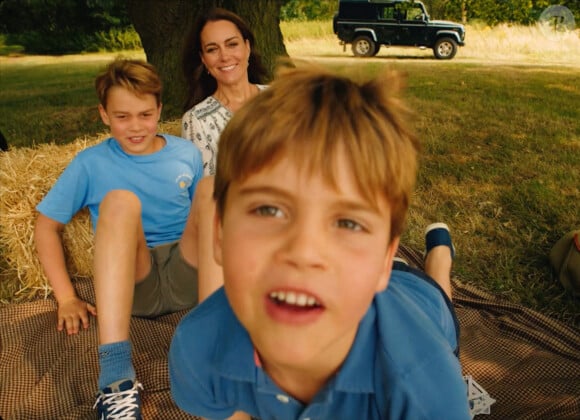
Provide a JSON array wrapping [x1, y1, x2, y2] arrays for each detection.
[[333, 0, 466, 59]]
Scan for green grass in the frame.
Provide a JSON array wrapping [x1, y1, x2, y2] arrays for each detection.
[[1, 32, 579, 326], [0, 53, 144, 147], [326, 62, 578, 327], [0, 60, 105, 146], [397, 64, 580, 325]]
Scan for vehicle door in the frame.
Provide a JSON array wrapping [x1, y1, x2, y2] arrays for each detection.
[[397, 3, 429, 46], [375, 3, 399, 45]]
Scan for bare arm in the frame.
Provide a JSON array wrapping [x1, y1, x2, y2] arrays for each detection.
[[34, 213, 96, 334], [197, 194, 224, 302], [180, 176, 224, 302]]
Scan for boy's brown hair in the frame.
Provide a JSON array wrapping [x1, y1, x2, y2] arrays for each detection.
[[214, 65, 420, 240], [95, 58, 163, 109]]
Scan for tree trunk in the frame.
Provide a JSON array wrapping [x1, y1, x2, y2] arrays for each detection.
[[461, 1, 468, 24], [126, 0, 286, 120]]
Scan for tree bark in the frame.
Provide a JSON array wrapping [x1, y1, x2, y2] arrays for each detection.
[[126, 0, 287, 119]]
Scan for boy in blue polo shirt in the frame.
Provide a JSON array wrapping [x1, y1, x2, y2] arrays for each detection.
[[169, 65, 470, 420], [35, 58, 204, 418]]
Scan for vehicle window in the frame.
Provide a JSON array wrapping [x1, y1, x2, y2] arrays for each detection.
[[407, 6, 424, 21], [379, 5, 396, 21], [394, 3, 405, 20]]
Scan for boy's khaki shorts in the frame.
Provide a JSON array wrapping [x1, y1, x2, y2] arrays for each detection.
[[132, 241, 198, 318]]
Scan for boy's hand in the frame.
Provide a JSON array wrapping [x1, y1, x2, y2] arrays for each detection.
[[57, 297, 97, 335]]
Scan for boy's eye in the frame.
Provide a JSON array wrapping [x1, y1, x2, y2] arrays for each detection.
[[337, 219, 363, 231], [254, 205, 283, 218]]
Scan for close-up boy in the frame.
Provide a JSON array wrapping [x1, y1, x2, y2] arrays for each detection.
[[34, 58, 204, 418], [169, 65, 471, 419]]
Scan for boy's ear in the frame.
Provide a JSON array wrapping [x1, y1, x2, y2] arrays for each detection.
[[98, 104, 110, 126], [213, 210, 224, 266], [376, 236, 400, 292]]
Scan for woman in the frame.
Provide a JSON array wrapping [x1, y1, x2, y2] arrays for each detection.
[[181, 7, 268, 175], [181, 8, 268, 300]]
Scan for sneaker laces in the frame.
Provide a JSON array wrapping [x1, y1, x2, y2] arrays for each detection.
[[94, 381, 143, 419]]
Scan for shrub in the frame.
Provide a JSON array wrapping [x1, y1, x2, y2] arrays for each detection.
[[4, 27, 141, 55], [91, 27, 142, 52], [0, 34, 24, 56]]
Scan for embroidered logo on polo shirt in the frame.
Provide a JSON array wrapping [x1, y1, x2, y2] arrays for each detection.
[[175, 173, 193, 190]]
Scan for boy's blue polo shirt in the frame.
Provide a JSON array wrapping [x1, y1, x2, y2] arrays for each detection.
[[36, 135, 203, 247], [169, 270, 471, 420]]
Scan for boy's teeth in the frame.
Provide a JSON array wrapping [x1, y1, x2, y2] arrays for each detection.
[[270, 291, 319, 307]]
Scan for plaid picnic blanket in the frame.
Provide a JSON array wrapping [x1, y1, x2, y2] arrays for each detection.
[[1, 246, 579, 419]]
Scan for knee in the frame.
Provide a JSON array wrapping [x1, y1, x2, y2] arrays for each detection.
[[99, 190, 141, 220]]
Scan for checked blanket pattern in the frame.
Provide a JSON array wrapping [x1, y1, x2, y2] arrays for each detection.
[[1, 246, 579, 419]]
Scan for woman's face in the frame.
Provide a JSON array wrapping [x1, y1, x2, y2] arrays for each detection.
[[200, 19, 251, 87]]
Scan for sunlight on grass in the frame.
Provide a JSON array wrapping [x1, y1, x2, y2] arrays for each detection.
[[464, 23, 580, 65], [280, 19, 334, 41]]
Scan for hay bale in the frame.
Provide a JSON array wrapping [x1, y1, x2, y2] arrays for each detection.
[[0, 137, 100, 303], [0, 120, 183, 303]]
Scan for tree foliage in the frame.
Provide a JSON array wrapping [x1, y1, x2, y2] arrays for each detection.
[[280, 0, 337, 20], [0, 0, 134, 54], [278, 0, 580, 23], [444, 0, 579, 24]]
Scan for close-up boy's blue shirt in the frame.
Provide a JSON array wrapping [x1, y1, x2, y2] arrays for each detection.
[[36, 135, 203, 247], [169, 270, 471, 420]]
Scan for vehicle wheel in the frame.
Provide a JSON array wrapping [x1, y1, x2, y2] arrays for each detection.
[[433, 37, 457, 59], [351, 36, 377, 57]]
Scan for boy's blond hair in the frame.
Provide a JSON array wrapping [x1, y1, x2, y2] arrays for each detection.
[[95, 58, 163, 109], [214, 65, 420, 240]]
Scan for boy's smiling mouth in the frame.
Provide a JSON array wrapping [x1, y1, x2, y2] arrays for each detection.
[[264, 288, 324, 325], [269, 291, 321, 308]]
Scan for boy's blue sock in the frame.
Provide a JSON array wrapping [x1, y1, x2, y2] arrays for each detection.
[[97, 340, 136, 390]]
